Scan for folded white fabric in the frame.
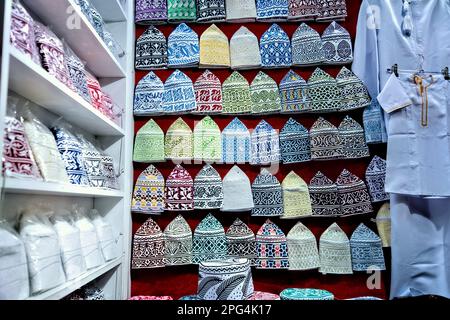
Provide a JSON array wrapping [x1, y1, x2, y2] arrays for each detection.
[[90, 209, 118, 262]]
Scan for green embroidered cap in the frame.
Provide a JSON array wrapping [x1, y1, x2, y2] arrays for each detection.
[[193, 116, 222, 162], [222, 71, 253, 114], [133, 119, 165, 163], [165, 117, 193, 161], [250, 71, 281, 114]]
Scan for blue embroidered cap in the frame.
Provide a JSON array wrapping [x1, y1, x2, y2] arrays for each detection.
[[222, 118, 251, 164], [163, 70, 197, 113], [292, 23, 325, 66], [280, 118, 311, 164], [251, 169, 284, 217], [256, 219, 289, 269], [279, 70, 310, 113], [256, 0, 289, 21], [260, 24, 292, 68], [365, 156, 390, 203], [134, 71, 164, 116], [322, 21, 353, 65], [350, 223, 386, 272], [280, 288, 334, 300], [363, 98, 388, 144], [168, 23, 200, 68], [251, 120, 280, 165]]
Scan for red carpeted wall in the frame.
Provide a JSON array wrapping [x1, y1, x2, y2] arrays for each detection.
[[132, 0, 390, 300]]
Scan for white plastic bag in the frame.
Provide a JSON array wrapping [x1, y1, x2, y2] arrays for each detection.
[[89, 209, 118, 262]]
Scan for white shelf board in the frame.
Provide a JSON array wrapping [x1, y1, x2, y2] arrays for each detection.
[[26, 258, 122, 300], [2, 178, 124, 198], [22, 0, 125, 78], [9, 48, 124, 137], [90, 0, 126, 22]]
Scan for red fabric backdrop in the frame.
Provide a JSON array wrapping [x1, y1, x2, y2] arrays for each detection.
[[131, 0, 390, 300]]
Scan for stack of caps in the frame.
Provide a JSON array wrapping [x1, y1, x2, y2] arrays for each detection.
[[322, 22, 353, 65], [319, 223, 352, 274], [250, 72, 281, 114], [134, 72, 164, 116], [222, 118, 251, 164], [221, 166, 254, 212], [375, 203, 391, 248], [194, 164, 224, 210], [280, 118, 311, 164], [193, 70, 223, 114], [308, 68, 342, 112], [309, 171, 342, 217], [200, 24, 230, 68], [163, 70, 196, 113], [165, 118, 193, 160], [338, 116, 370, 159], [192, 214, 227, 263], [316, 0, 347, 22], [135, 0, 167, 24], [133, 119, 165, 163], [132, 218, 165, 269], [230, 27, 261, 70], [164, 215, 193, 266], [256, 220, 289, 269], [287, 222, 320, 270], [222, 72, 253, 114], [251, 120, 280, 165], [135, 26, 167, 70], [247, 292, 281, 300], [363, 98, 388, 144], [336, 169, 373, 216], [65, 49, 91, 103], [288, 0, 319, 21], [256, 0, 289, 21], [167, 23, 199, 68], [350, 224, 386, 272], [196, 0, 226, 22], [251, 169, 284, 217], [226, 218, 256, 265], [280, 288, 334, 300], [366, 156, 390, 202], [260, 24, 292, 68], [167, 0, 197, 22], [193, 116, 222, 162], [336, 67, 371, 111], [85, 73, 104, 112], [88, 4, 105, 39], [292, 23, 325, 66], [165, 165, 194, 211], [279, 70, 310, 113], [131, 165, 165, 214], [79, 137, 106, 188], [282, 171, 312, 218], [226, 0, 257, 22], [197, 259, 254, 300], [310, 117, 343, 160]]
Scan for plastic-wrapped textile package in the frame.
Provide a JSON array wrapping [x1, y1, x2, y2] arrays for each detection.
[[101, 92, 116, 121], [82, 284, 106, 300], [0, 219, 29, 300], [101, 153, 119, 190], [77, 134, 108, 188], [85, 72, 105, 113], [64, 44, 91, 103], [89, 209, 118, 262], [50, 211, 86, 281], [19, 208, 66, 294]]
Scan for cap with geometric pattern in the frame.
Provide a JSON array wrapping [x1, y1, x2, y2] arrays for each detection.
[[336, 67, 371, 111], [310, 117, 343, 160], [287, 222, 320, 270], [193, 116, 222, 162], [167, 0, 197, 22], [309, 171, 342, 217], [280, 118, 311, 164], [316, 0, 347, 22], [135, 0, 167, 24], [260, 24, 292, 68], [132, 165, 165, 214], [307, 68, 342, 112], [281, 171, 312, 218], [193, 70, 223, 114], [222, 118, 251, 164], [292, 23, 325, 66], [164, 215, 193, 266], [251, 169, 284, 217], [199, 24, 230, 68], [226, 218, 256, 265], [322, 21, 353, 65], [365, 156, 389, 203], [280, 288, 334, 300], [165, 118, 193, 161], [192, 214, 227, 264], [256, 0, 289, 21], [132, 217, 165, 269], [288, 0, 319, 21], [133, 119, 165, 163], [319, 223, 352, 275], [134, 72, 165, 116], [279, 70, 310, 113], [256, 219, 289, 269], [338, 115, 370, 159], [165, 165, 194, 211], [222, 72, 253, 114], [135, 26, 167, 70], [251, 120, 280, 165], [168, 23, 200, 68], [196, 0, 226, 23], [250, 72, 281, 114], [163, 70, 197, 113], [336, 169, 373, 217], [350, 223, 386, 272], [194, 164, 224, 210]]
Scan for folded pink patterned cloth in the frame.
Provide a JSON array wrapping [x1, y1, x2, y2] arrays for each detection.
[[129, 296, 173, 300]]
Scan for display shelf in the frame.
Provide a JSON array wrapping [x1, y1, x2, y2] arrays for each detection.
[[22, 0, 125, 78], [1, 178, 124, 198], [90, 0, 126, 22], [26, 258, 122, 300], [9, 48, 124, 137]]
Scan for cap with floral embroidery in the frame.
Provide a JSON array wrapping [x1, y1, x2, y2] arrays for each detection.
[[316, 0, 347, 22], [280, 118, 311, 164], [222, 72, 253, 114], [193, 116, 222, 162], [338, 115, 370, 159], [222, 118, 251, 164], [135, 0, 167, 24], [287, 222, 319, 270], [256, 220, 289, 269], [310, 117, 343, 160], [288, 0, 319, 21], [165, 165, 194, 211], [251, 120, 280, 165], [230, 27, 262, 70], [135, 26, 168, 70], [199, 24, 230, 68], [260, 24, 292, 68], [281, 171, 312, 218], [292, 23, 325, 66], [280, 70, 310, 113], [336, 169, 373, 216], [319, 223, 352, 275], [309, 171, 342, 217], [322, 22, 353, 65], [194, 164, 224, 210], [168, 23, 199, 68], [192, 214, 227, 263], [134, 72, 164, 116], [193, 70, 223, 114], [164, 215, 193, 266], [133, 119, 165, 163], [165, 117, 193, 161], [251, 169, 284, 217], [132, 217, 165, 269], [250, 72, 281, 114], [132, 165, 165, 214]]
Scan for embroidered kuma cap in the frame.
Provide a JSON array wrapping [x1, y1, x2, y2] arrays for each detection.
[[248, 292, 281, 300], [322, 21, 353, 65], [292, 23, 325, 66], [193, 116, 222, 162], [226, 0, 257, 22], [308, 68, 342, 112], [288, 0, 319, 21], [316, 0, 347, 22], [280, 288, 334, 300], [134, 72, 164, 116], [133, 119, 165, 163], [338, 116, 370, 159], [196, 0, 226, 23], [366, 156, 390, 203], [376, 203, 391, 248], [256, 0, 289, 21], [222, 72, 253, 114], [260, 24, 292, 68], [251, 169, 284, 217], [198, 259, 254, 300], [363, 98, 388, 144], [309, 171, 342, 217], [336, 169, 373, 216], [222, 118, 251, 164], [350, 223, 386, 272], [192, 214, 227, 263], [287, 222, 319, 270], [135, 0, 167, 24], [221, 165, 254, 212], [194, 164, 224, 210], [135, 26, 167, 70], [230, 27, 262, 70], [163, 70, 196, 113], [250, 72, 281, 114], [165, 118, 193, 161], [280, 118, 311, 164], [251, 120, 280, 165], [164, 215, 193, 266], [199, 24, 230, 68], [280, 70, 310, 113], [168, 23, 199, 68], [310, 117, 343, 160], [336, 67, 371, 111], [281, 171, 312, 218], [132, 217, 165, 269], [165, 165, 194, 211], [167, 0, 197, 22], [256, 220, 289, 269], [193, 70, 223, 114], [226, 218, 256, 265], [132, 165, 165, 214], [319, 223, 352, 274]]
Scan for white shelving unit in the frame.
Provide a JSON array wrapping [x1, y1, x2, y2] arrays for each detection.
[[0, 0, 134, 300]]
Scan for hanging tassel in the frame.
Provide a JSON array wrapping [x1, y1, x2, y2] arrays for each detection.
[[402, 0, 413, 37]]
